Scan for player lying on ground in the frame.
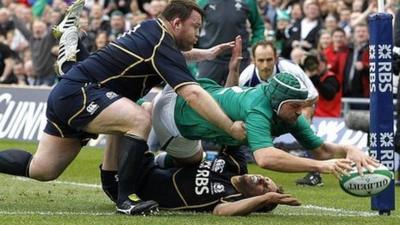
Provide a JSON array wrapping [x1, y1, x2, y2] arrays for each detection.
[[105, 140, 301, 216]]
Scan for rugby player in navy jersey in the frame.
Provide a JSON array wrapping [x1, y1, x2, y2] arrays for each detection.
[[0, 0, 246, 215], [118, 145, 300, 216]]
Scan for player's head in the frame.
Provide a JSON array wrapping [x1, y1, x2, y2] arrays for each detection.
[[161, 0, 204, 51], [265, 72, 308, 124], [231, 174, 281, 197], [251, 41, 277, 81], [231, 174, 286, 213]]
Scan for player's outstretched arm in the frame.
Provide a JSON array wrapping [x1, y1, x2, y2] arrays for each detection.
[[213, 192, 300, 216], [225, 36, 243, 87], [176, 84, 246, 141], [313, 142, 380, 176], [182, 41, 235, 62], [253, 147, 356, 178]]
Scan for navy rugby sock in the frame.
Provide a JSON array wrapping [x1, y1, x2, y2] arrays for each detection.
[[117, 134, 148, 205], [99, 164, 118, 203], [77, 40, 89, 61], [0, 149, 32, 177]]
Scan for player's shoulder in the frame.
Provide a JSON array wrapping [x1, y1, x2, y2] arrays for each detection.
[[277, 58, 303, 73], [247, 86, 273, 114], [197, 78, 220, 87], [239, 64, 256, 87]]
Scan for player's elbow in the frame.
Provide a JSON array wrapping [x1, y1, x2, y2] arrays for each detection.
[[253, 149, 275, 170], [255, 156, 272, 169], [176, 84, 203, 106], [213, 205, 249, 216]]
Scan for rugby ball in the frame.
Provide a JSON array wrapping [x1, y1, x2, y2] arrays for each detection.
[[339, 164, 393, 197]]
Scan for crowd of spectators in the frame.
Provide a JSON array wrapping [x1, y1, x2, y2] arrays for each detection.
[[0, 0, 398, 117]]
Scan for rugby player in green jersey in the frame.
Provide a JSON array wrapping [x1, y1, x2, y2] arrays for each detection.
[[148, 36, 377, 178], [152, 71, 378, 178]]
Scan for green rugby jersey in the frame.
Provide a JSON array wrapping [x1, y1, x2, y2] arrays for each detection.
[[174, 78, 323, 152]]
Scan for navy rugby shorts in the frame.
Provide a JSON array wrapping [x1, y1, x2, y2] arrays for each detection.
[[44, 78, 122, 142]]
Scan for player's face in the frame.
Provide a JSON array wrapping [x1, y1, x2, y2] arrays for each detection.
[[254, 45, 276, 81], [232, 174, 279, 197], [277, 101, 304, 124], [174, 10, 202, 51]]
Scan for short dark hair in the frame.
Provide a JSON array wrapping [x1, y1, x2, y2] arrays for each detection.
[[251, 40, 277, 58], [161, 0, 204, 21], [332, 27, 345, 35]]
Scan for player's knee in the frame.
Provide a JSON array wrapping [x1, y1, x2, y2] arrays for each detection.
[[29, 160, 62, 181], [174, 151, 203, 167], [31, 171, 61, 181], [127, 110, 151, 133]]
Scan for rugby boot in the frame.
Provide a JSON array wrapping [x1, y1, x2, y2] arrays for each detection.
[[52, 0, 85, 39]]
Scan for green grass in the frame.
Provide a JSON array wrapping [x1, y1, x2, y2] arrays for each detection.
[[0, 140, 399, 225]]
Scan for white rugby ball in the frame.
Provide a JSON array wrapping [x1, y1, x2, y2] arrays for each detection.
[[339, 164, 393, 197]]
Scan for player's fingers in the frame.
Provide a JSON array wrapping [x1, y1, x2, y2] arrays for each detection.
[[335, 164, 349, 177], [337, 159, 353, 171], [336, 164, 350, 176], [332, 169, 341, 180], [225, 41, 235, 48], [367, 157, 380, 167], [356, 163, 364, 176], [281, 197, 301, 206], [278, 194, 292, 199], [362, 158, 378, 173]]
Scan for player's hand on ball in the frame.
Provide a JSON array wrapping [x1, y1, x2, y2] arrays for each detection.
[[320, 159, 353, 179], [230, 121, 247, 141], [264, 192, 301, 206], [345, 147, 380, 176]]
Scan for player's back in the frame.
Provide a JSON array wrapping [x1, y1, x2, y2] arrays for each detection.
[[63, 19, 178, 100], [175, 78, 271, 144], [138, 149, 247, 211]]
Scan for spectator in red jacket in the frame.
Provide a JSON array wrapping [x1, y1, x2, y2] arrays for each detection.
[[343, 22, 369, 110], [323, 27, 348, 116]]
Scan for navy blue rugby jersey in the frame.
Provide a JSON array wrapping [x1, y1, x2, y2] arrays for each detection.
[[63, 18, 196, 101], [138, 148, 248, 211]]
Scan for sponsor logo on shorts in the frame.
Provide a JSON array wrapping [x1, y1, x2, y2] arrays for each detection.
[[86, 102, 99, 115], [106, 91, 118, 100]]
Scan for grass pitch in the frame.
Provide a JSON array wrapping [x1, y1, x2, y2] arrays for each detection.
[[0, 140, 399, 225]]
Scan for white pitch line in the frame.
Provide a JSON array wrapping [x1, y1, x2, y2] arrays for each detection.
[[276, 205, 380, 217], [10, 177, 398, 218], [13, 177, 101, 189], [0, 211, 114, 216], [301, 205, 379, 216]]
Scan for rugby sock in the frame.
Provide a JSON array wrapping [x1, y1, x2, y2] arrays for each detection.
[[61, 61, 75, 73], [0, 149, 32, 177], [99, 164, 118, 203], [117, 134, 148, 205], [77, 40, 89, 61]]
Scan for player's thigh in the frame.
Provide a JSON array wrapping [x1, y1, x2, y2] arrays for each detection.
[[152, 87, 179, 147], [84, 97, 151, 138], [166, 137, 204, 165], [29, 133, 82, 181]]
